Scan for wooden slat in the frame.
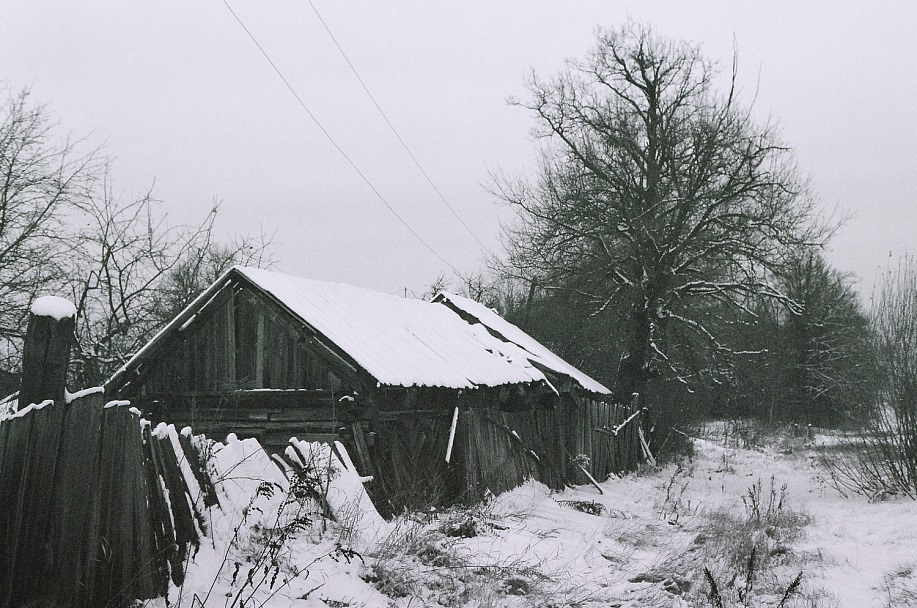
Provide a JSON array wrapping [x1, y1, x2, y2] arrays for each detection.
[[255, 311, 265, 387], [53, 393, 104, 605], [177, 431, 219, 509], [0, 394, 210, 607], [226, 291, 236, 387], [351, 422, 376, 478]]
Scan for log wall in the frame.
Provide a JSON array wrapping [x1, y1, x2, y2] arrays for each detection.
[[127, 382, 646, 516], [133, 389, 362, 454]]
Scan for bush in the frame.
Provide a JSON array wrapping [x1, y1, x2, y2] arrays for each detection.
[[700, 477, 809, 589], [820, 257, 917, 499], [557, 500, 605, 516]]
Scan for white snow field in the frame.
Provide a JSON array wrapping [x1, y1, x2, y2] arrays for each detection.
[[150, 427, 917, 608]]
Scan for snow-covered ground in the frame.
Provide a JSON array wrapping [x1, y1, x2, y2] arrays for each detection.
[[154, 426, 917, 608]]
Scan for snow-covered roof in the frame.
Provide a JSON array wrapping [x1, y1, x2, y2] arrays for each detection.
[[237, 267, 609, 394], [434, 292, 611, 395], [111, 266, 611, 396]]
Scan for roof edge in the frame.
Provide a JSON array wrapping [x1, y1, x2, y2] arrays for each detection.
[[433, 291, 612, 398]]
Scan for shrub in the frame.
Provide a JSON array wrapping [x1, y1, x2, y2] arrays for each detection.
[[819, 257, 917, 499], [557, 499, 605, 516], [701, 477, 809, 584]]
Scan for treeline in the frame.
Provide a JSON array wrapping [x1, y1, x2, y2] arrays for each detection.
[[0, 88, 272, 391], [473, 248, 878, 430]]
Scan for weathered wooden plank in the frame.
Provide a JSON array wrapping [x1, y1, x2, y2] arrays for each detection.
[[6, 407, 50, 604], [0, 415, 26, 607], [351, 422, 377, 478], [226, 291, 237, 387], [145, 426, 179, 589], [19, 308, 74, 410], [255, 311, 265, 387], [141, 424, 172, 596], [69, 395, 106, 606], [266, 431, 339, 447], [376, 407, 454, 420], [177, 430, 219, 509], [154, 433, 198, 585], [126, 418, 156, 599], [113, 409, 141, 599], [269, 406, 338, 422]]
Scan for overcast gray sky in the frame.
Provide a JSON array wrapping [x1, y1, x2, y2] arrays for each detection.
[[2, 1, 915, 297]]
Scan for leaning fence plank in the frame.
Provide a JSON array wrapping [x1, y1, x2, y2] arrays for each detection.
[[596, 407, 642, 437], [142, 423, 173, 596], [154, 430, 199, 584], [445, 406, 459, 463], [48, 392, 103, 605]]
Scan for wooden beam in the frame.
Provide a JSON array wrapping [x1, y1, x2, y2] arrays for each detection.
[[225, 289, 236, 387], [255, 311, 264, 387]]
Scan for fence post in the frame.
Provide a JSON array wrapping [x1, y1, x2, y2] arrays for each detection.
[[18, 296, 76, 410]]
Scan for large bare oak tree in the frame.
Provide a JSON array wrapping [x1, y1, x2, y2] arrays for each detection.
[[497, 23, 828, 413]]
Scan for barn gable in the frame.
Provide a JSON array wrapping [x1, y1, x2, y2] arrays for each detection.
[[112, 273, 366, 397]]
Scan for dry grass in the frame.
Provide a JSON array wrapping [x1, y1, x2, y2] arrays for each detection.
[[879, 563, 917, 608], [364, 508, 573, 607], [618, 474, 817, 607]]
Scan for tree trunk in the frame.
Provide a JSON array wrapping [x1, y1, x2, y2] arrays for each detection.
[[615, 307, 652, 404], [18, 300, 76, 410]]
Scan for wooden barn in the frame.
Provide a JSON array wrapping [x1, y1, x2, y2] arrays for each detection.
[[106, 266, 645, 514]]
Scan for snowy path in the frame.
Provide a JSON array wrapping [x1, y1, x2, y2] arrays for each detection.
[[659, 437, 917, 607], [474, 434, 917, 607]]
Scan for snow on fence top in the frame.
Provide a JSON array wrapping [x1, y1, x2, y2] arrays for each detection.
[[30, 295, 76, 320]]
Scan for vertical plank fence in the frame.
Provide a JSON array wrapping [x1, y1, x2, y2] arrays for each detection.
[[0, 394, 209, 608], [453, 395, 646, 504]]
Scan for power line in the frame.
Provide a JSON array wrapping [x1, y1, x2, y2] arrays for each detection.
[[220, 0, 460, 275], [305, 0, 492, 254]]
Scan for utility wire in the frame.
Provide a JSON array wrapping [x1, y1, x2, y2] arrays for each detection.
[[306, 0, 492, 254], [220, 0, 460, 274]]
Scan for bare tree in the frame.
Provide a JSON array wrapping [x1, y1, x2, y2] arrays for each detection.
[[0, 88, 100, 369], [150, 207, 273, 324], [778, 250, 876, 424], [821, 257, 917, 499], [65, 181, 272, 386], [496, 23, 827, 420], [0, 87, 273, 390]]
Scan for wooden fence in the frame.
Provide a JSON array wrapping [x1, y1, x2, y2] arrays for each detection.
[[0, 392, 210, 608], [458, 395, 646, 502], [370, 394, 646, 512]]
